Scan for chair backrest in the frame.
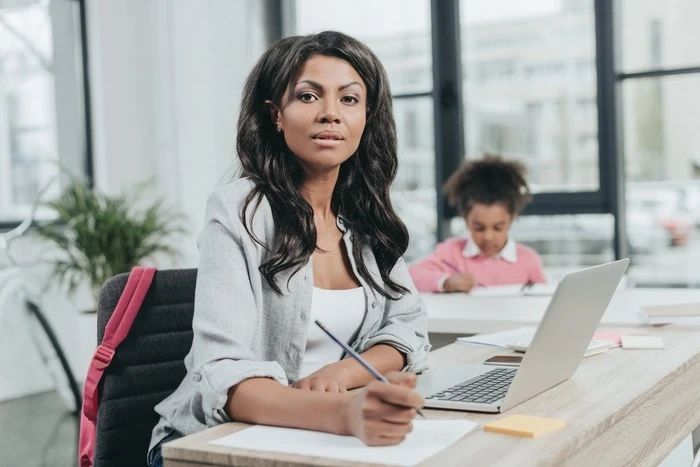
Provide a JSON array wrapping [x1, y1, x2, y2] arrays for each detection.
[[93, 268, 197, 467]]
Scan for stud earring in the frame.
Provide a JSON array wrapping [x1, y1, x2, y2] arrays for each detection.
[[275, 124, 282, 133]]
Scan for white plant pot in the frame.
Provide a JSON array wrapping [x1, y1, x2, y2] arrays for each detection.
[[75, 311, 98, 385]]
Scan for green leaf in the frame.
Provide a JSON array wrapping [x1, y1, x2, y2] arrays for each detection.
[[32, 175, 189, 304]]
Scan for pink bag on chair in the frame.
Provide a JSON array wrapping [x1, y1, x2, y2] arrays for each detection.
[[78, 267, 156, 467]]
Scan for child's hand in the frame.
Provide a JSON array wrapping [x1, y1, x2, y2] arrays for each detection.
[[444, 273, 477, 293]]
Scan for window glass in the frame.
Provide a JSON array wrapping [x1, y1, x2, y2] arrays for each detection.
[[460, 0, 599, 193]]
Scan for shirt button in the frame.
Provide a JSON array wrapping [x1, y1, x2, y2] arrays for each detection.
[[371, 301, 377, 308], [424, 345, 430, 351], [192, 372, 202, 382]]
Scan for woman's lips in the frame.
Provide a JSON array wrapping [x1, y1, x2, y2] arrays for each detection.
[[312, 130, 344, 147]]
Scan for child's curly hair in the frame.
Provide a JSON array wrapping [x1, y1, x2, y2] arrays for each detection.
[[443, 154, 532, 216]]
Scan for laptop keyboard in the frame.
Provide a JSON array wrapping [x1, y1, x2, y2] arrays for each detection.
[[425, 367, 517, 405]]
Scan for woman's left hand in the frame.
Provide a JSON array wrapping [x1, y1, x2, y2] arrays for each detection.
[[291, 366, 349, 392]]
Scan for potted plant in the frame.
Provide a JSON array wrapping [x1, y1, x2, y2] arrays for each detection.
[[33, 176, 187, 375]]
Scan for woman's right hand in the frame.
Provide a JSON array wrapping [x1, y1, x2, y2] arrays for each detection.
[[341, 371, 424, 446], [443, 273, 477, 292]]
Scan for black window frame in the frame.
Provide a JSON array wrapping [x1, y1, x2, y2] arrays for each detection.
[[432, 0, 627, 259], [275, 0, 700, 267]]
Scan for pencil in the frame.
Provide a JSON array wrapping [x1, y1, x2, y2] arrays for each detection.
[[441, 259, 461, 273], [441, 260, 485, 288], [314, 320, 426, 418]]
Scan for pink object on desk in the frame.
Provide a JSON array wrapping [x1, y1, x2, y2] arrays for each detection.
[[593, 331, 625, 346], [593, 330, 649, 347]]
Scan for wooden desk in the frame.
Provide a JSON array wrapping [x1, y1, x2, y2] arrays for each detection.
[[163, 326, 700, 467], [423, 287, 700, 336]]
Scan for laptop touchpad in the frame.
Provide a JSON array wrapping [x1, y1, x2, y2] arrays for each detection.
[[416, 364, 489, 397]]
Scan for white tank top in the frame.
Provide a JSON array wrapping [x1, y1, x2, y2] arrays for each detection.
[[299, 286, 366, 379]]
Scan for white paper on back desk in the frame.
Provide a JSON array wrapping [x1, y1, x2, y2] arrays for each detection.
[[468, 284, 556, 298], [644, 302, 700, 325], [209, 419, 478, 466], [456, 326, 537, 348]]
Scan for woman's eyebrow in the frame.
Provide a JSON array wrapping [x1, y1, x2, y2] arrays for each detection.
[[339, 81, 363, 91], [296, 79, 323, 91], [295, 80, 364, 91]]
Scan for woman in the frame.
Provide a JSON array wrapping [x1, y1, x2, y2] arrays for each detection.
[[147, 31, 430, 467]]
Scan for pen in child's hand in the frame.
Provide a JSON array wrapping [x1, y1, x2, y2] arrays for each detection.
[[520, 281, 534, 291], [441, 260, 485, 287], [314, 320, 426, 418], [441, 259, 461, 273]]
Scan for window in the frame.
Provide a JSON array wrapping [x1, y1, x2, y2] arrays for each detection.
[[619, 0, 700, 73], [292, 0, 435, 261], [293, 0, 432, 95], [284, 1, 699, 287], [0, 1, 89, 225], [618, 0, 700, 288], [461, 0, 599, 193], [393, 97, 435, 261], [621, 75, 700, 287]]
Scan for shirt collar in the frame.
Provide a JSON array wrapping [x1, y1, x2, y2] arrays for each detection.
[[462, 236, 517, 264], [336, 214, 350, 233]]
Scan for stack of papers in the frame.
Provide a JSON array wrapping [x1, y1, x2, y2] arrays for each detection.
[[210, 419, 478, 466], [469, 284, 557, 298], [457, 327, 616, 357], [456, 327, 538, 348], [644, 303, 700, 325]]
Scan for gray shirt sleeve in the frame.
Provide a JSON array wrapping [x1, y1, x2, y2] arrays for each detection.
[[359, 257, 431, 374], [191, 188, 287, 425]]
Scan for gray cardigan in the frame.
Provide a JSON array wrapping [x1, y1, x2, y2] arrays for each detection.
[[149, 178, 430, 453]]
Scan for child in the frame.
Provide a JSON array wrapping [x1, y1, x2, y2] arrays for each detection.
[[409, 155, 546, 293]]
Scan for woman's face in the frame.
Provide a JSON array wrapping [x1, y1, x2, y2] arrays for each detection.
[[273, 55, 367, 172]]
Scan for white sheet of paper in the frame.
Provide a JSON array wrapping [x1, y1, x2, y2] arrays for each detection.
[[621, 335, 665, 349], [467, 284, 557, 298], [524, 284, 558, 296], [456, 326, 537, 348], [648, 316, 700, 325], [645, 301, 700, 325], [209, 419, 478, 467], [468, 285, 523, 298]]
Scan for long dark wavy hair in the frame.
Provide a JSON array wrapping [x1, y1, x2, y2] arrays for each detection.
[[236, 31, 409, 299]]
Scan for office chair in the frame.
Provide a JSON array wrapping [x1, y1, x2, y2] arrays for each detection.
[[93, 268, 197, 467]]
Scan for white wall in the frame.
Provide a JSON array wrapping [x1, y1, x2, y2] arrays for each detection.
[[0, 0, 267, 401], [89, 0, 266, 265]]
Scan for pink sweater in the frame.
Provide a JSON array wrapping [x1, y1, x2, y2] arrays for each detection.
[[409, 237, 547, 293]]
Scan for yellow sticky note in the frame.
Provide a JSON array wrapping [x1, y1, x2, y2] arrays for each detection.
[[484, 414, 566, 438]]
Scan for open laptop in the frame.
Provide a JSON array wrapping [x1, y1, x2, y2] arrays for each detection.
[[416, 258, 630, 413]]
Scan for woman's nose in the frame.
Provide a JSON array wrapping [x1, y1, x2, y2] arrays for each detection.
[[319, 99, 341, 124]]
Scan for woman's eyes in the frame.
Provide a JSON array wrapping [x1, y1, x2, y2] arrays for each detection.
[[296, 92, 359, 104], [298, 92, 318, 102]]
